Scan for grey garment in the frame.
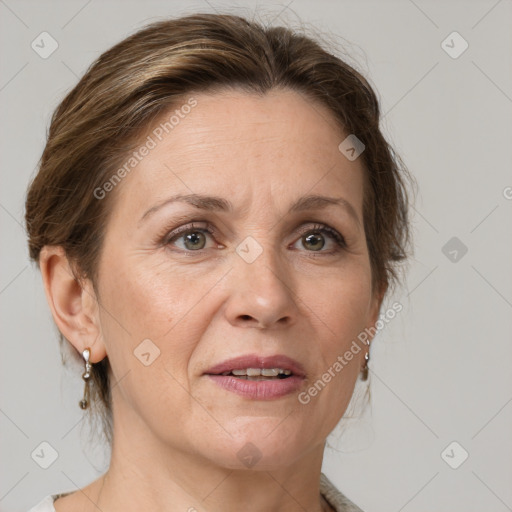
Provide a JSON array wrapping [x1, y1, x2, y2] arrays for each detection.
[[320, 473, 364, 512], [29, 472, 363, 512]]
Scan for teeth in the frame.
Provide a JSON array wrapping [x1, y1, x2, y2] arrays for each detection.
[[226, 368, 292, 377], [261, 368, 279, 377]]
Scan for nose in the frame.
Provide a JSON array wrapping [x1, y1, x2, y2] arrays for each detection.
[[223, 243, 297, 329]]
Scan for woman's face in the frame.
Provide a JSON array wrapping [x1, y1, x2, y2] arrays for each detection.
[[93, 88, 382, 469]]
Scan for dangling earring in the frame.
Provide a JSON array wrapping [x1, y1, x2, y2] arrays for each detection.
[[360, 340, 370, 381], [79, 348, 92, 409]]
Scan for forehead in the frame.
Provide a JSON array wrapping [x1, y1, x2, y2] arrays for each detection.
[[109, 88, 366, 222]]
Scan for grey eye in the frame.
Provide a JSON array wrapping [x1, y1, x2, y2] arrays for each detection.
[[180, 231, 207, 250], [301, 232, 325, 251]]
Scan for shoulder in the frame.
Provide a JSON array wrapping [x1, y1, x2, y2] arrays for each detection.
[[27, 490, 73, 512], [320, 472, 365, 512], [27, 494, 56, 512], [30, 478, 360, 512]]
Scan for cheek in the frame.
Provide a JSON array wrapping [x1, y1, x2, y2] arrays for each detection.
[[297, 268, 371, 408], [303, 266, 372, 342], [95, 258, 201, 427], [97, 254, 221, 383], [102, 256, 189, 339]]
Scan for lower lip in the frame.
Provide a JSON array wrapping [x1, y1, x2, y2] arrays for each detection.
[[206, 375, 304, 400]]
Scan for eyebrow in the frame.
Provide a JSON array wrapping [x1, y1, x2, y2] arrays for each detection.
[[138, 193, 361, 226]]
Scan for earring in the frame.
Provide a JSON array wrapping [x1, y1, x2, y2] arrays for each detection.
[[360, 341, 370, 381], [79, 348, 92, 410]]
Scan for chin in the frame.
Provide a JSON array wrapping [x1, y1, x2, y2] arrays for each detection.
[[199, 420, 312, 471]]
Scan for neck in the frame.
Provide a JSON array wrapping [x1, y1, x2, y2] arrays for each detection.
[[91, 408, 331, 512]]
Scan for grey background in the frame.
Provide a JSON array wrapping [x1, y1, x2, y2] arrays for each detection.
[[1, 1, 511, 511]]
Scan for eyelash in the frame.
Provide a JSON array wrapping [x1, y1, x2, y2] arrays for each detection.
[[159, 221, 347, 256]]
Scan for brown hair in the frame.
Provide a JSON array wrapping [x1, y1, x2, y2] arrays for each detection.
[[25, 12, 415, 446]]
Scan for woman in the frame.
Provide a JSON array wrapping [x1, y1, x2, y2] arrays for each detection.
[[25, 12, 413, 512]]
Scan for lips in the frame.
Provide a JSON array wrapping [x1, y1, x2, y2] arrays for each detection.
[[204, 354, 306, 378]]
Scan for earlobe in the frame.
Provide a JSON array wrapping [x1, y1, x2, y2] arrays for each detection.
[[38, 246, 107, 363]]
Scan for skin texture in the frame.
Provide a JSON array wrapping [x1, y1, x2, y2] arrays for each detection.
[[40, 88, 385, 512]]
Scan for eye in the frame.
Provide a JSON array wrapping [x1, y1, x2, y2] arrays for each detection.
[[161, 221, 346, 255], [164, 222, 217, 251], [293, 223, 346, 253]]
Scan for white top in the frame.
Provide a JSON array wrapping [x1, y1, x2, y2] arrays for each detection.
[[27, 472, 364, 511]]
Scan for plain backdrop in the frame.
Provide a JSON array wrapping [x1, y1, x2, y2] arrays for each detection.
[[1, 1, 511, 511]]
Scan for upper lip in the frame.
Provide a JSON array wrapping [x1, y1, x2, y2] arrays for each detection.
[[204, 354, 306, 377]]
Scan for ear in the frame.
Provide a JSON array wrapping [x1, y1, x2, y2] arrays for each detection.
[[39, 246, 107, 363], [361, 281, 388, 369], [367, 281, 388, 331]]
